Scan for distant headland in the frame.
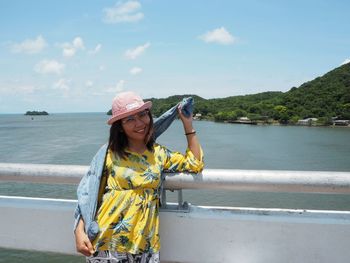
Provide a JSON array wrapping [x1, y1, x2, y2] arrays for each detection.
[[25, 111, 49, 116], [107, 62, 350, 127]]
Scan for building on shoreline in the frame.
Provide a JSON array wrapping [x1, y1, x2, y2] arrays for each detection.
[[333, 120, 350, 126], [297, 118, 318, 126]]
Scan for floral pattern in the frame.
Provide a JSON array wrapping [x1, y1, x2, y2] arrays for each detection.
[[92, 143, 204, 254], [86, 250, 160, 263]]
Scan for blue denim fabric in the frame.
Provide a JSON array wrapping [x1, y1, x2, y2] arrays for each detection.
[[153, 97, 193, 139], [74, 97, 194, 240]]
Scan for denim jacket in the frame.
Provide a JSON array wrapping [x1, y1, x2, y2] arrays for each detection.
[[74, 97, 194, 240]]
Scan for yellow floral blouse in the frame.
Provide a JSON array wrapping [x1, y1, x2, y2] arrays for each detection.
[[92, 143, 204, 254]]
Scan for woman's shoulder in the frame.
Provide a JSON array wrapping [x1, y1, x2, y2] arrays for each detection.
[[152, 143, 169, 154], [153, 142, 163, 150]]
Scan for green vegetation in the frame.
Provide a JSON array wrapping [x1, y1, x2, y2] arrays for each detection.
[[107, 63, 350, 126], [25, 111, 49, 115], [280, 63, 350, 122]]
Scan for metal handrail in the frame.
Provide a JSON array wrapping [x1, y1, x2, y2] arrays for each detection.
[[0, 162, 350, 194]]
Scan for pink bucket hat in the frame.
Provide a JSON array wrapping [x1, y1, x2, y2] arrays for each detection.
[[107, 91, 152, 125]]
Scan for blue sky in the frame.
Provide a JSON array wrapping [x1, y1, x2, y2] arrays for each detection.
[[1, 0, 349, 113]]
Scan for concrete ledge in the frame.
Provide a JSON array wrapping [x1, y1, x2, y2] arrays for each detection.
[[1, 196, 350, 262]]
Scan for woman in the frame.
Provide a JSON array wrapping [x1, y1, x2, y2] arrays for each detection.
[[74, 91, 204, 262]]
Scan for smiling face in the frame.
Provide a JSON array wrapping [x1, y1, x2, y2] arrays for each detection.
[[121, 109, 151, 143]]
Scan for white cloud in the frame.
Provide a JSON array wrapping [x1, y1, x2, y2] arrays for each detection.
[[61, 37, 85, 57], [63, 46, 76, 57], [0, 80, 42, 95], [73, 37, 84, 49], [103, 1, 144, 24], [53, 78, 70, 90], [116, 80, 125, 91], [89, 44, 102, 55], [1, 85, 35, 94], [11, 35, 47, 54], [86, 80, 93, 87], [199, 27, 236, 45], [106, 80, 125, 93], [341, 58, 350, 65], [99, 65, 106, 71], [34, 60, 65, 74], [18, 85, 37, 93], [129, 67, 143, 75], [125, 42, 150, 60]]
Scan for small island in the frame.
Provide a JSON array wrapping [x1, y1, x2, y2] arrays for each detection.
[[25, 111, 49, 116]]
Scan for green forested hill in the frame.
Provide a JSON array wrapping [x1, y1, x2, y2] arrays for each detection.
[[108, 92, 284, 121], [281, 62, 350, 123], [108, 63, 350, 124]]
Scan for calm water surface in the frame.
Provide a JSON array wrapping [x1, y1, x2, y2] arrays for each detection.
[[1, 113, 350, 208], [1, 113, 350, 262], [1, 113, 350, 170]]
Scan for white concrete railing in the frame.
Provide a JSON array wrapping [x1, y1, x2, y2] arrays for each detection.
[[1, 195, 350, 263], [1, 163, 350, 262], [1, 162, 350, 194]]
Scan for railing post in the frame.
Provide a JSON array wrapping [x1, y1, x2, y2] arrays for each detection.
[[178, 189, 183, 208], [161, 188, 167, 209]]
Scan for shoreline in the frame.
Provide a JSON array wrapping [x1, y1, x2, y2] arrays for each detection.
[[1, 113, 349, 128], [197, 118, 350, 128]]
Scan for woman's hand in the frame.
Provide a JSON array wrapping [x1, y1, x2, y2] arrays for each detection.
[[177, 105, 201, 160], [177, 105, 193, 133], [75, 230, 94, 256], [75, 219, 95, 256]]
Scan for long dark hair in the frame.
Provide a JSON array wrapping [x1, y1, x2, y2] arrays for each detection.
[[108, 110, 155, 159]]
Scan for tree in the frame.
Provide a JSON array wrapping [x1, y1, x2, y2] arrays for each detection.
[[340, 103, 350, 119]]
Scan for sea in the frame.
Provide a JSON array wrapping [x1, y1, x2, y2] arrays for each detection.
[[1, 113, 350, 262]]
